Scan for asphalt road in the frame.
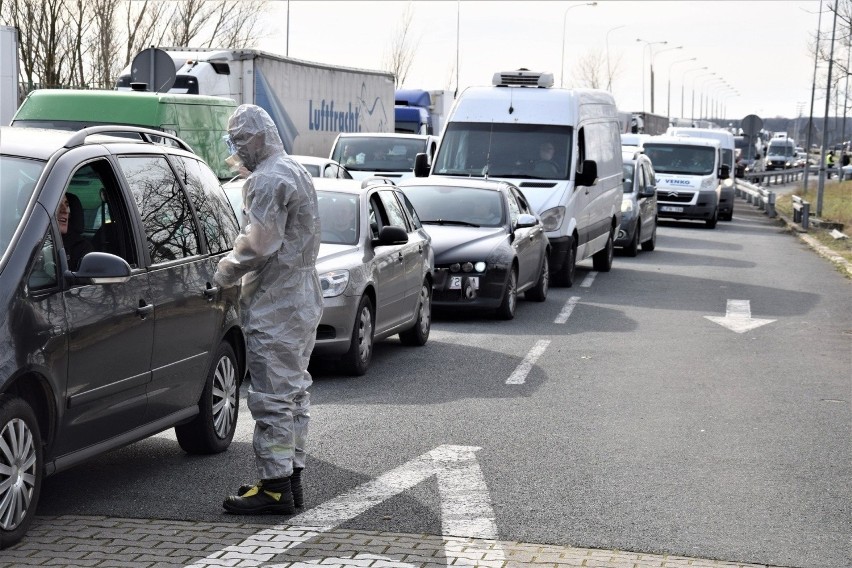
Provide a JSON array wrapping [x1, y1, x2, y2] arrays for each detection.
[[35, 203, 850, 568]]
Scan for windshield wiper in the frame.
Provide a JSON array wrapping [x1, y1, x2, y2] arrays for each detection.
[[422, 219, 480, 227]]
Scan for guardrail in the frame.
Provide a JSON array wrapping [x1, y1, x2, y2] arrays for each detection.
[[735, 179, 776, 219], [791, 195, 810, 230]]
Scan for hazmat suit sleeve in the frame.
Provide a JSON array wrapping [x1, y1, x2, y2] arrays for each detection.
[[214, 174, 288, 288]]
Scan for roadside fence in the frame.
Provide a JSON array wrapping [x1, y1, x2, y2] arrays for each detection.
[[735, 179, 777, 219]]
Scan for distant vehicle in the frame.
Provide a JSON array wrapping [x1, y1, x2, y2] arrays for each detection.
[[11, 89, 236, 179], [617, 148, 658, 255], [0, 125, 245, 548], [643, 135, 730, 229], [394, 89, 452, 135], [329, 132, 438, 182], [630, 112, 669, 135], [734, 134, 763, 176], [621, 133, 651, 147], [765, 138, 796, 170], [399, 177, 549, 320], [116, 48, 395, 157], [423, 69, 624, 287], [290, 155, 353, 179], [665, 127, 736, 221]]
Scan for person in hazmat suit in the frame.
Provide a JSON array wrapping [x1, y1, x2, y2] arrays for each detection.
[[214, 104, 323, 515]]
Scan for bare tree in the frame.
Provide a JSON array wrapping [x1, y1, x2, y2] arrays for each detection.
[[383, 2, 418, 88], [122, 0, 169, 68], [571, 48, 606, 89]]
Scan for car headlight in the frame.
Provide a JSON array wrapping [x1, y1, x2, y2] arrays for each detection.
[[621, 199, 634, 213], [539, 206, 565, 232], [701, 177, 716, 191], [319, 269, 349, 297]]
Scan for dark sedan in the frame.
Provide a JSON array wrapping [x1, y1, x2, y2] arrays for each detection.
[[399, 178, 550, 320]]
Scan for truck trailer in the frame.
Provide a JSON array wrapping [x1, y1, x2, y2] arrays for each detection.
[[116, 48, 396, 157], [0, 26, 19, 126]]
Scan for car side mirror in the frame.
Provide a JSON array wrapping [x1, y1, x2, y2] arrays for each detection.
[[514, 213, 538, 229], [375, 225, 409, 245], [65, 252, 131, 285], [640, 184, 656, 197], [413, 152, 430, 177], [575, 159, 598, 187], [719, 164, 731, 180]]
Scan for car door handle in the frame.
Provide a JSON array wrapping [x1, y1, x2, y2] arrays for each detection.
[[204, 283, 219, 301], [136, 301, 154, 319]]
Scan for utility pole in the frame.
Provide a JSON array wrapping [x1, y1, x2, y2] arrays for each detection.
[[817, 0, 839, 218]]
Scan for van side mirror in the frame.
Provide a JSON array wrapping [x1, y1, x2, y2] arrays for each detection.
[[719, 164, 731, 180], [575, 159, 598, 187], [413, 152, 430, 177]]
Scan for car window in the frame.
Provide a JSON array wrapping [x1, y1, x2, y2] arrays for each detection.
[[397, 191, 422, 229], [622, 162, 635, 193], [506, 190, 521, 224], [119, 155, 201, 264], [173, 156, 240, 255], [69, 160, 139, 268], [511, 187, 532, 215], [27, 231, 58, 291], [637, 162, 647, 192], [377, 189, 408, 229], [367, 199, 380, 239], [643, 162, 656, 186], [317, 191, 359, 245]]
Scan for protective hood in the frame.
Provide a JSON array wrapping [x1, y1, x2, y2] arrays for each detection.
[[228, 104, 284, 171]]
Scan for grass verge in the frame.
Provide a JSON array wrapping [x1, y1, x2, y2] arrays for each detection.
[[774, 181, 852, 264]]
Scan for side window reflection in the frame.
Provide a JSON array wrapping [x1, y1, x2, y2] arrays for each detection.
[[173, 156, 240, 255], [119, 156, 201, 264]]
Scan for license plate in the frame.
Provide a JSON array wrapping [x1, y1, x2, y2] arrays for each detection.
[[448, 276, 478, 290], [660, 206, 684, 213]]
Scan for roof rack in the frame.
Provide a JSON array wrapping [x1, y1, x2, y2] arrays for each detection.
[[63, 125, 195, 154]]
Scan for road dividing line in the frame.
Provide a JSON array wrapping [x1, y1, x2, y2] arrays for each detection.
[[506, 340, 550, 385], [580, 271, 597, 287], [554, 296, 581, 324]]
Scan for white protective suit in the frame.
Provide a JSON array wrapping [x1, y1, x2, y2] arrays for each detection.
[[214, 104, 323, 480]]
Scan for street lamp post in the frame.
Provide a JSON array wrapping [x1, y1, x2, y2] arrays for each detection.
[[605, 25, 627, 91], [668, 57, 696, 120], [681, 66, 707, 120], [561, 2, 597, 87], [702, 79, 726, 121], [650, 45, 683, 113], [636, 38, 667, 112], [692, 71, 716, 122]]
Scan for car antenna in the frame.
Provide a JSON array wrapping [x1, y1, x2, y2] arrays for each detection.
[[484, 122, 494, 180]]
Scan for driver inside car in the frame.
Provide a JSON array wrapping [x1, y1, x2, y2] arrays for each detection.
[[533, 141, 560, 176]]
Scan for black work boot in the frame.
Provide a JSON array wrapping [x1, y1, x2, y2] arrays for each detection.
[[223, 477, 295, 515], [238, 468, 304, 508]]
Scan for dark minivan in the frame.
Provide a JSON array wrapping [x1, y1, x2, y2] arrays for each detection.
[[0, 126, 245, 548]]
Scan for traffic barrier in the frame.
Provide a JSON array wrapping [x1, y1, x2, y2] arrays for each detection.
[[791, 195, 810, 230], [735, 179, 776, 218]]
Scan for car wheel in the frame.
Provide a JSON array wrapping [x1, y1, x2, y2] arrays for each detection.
[[0, 395, 42, 550], [341, 295, 374, 376], [525, 254, 549, 302], [175, 341, 240, 454], [624, 223, 639, 257], [496, 267, 518, 320], [592, 226, 614, 271], [641, 222, 657, 251], [706, 208, 718, 229], [399, 280, 432, 346], [552, 237, 576, 287]]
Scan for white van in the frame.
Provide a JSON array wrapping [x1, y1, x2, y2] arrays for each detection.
[[419, 69, 623, 286], [764, 138, 797, 170], [643, 135, 731, 229], [665, 127, 736, 220]]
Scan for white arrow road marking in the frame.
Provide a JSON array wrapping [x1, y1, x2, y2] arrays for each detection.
[[704, 299, 776, 333], [554, 296, 581, 324], [580, 271, 597, 287], [186, 445, 502, 567], [506, 340, 551, 385]]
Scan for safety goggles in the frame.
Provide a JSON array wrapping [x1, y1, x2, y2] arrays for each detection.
[[223, 135, 238, 156]]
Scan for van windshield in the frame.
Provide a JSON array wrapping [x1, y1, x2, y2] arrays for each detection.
[[643, 143, 716, 175], [330, 136, 428, 173], [432, 122, 573, 180], [768, 144, 794, 157]]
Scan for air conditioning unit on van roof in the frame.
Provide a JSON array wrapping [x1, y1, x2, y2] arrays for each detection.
[[492, 69, 554, 88]]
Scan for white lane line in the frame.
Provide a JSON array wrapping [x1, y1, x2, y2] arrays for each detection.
[[505, 340, 550, 385], [580, 271, 597, 287], [554, 296, 581, 324]]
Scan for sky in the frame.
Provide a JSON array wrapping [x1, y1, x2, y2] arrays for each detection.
[[254, 0, 827, 122]]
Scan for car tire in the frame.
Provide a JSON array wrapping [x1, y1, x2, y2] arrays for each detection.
[[552, 236, 576, 287], [399, 280, 431, 346], [0, 395, 42, 550], [341, 295, 374, 376], [624, 223, 639, 257], [706, 208, 718, 229], [641, 222, 657, 252], [592, 226, 614, 271], [525, 254, 549, 302], [496, 267, 518, 320], [175, 341, 240, 455]]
